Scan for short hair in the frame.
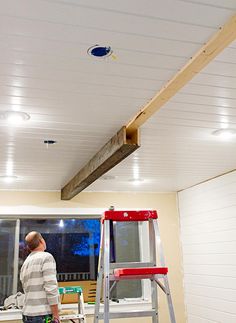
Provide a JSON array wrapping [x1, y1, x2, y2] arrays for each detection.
[[25, 231, 43, 251]]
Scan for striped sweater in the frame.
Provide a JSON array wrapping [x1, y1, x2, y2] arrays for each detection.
[[20, 251, 60, 316]]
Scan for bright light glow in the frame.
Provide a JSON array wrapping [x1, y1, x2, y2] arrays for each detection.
[[133, 164, 140, 180], [59, 219, 64, 228], [6, 159, 14, 176], [2, 111, 30, 125], [11, 96, 22, 105], [0, 175, 17, 183], [212, 128, 236, 140], [132, 180, 143, 186], [4, 176, 15, 183], [12, 105, 21, 112], [129, 178, 144, 186], [220, 117, 229, 128], [133, 154, 139, 160], [6, 112, 27, 124]]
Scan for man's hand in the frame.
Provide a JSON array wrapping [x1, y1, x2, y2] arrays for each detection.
[[52, 318, 61, 323]]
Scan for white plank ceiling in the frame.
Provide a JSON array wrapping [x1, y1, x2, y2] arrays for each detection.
[[0, 0, 236, 192]]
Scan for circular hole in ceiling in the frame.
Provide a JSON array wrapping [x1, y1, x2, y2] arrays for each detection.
[[87, 45, 113, 58], [44, 140, 57, 145]]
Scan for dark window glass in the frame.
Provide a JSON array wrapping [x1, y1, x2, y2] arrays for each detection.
[[112, 222, 142, 299], [19, 218, 100, 283]]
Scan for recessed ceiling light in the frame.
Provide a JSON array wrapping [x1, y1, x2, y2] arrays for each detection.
[[129, 178, 144, 185], [87, 45, 113, 58], [212, 128, 236, 139], [0, 175, 18, 183], [44, 140, 57, 145], [1, 111, 30, 125], [44, 140, 57, 149]]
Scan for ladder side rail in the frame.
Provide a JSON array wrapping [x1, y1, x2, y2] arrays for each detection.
[[94, 259, 104, 323], [94, 222, 105, 323], [163, 276, 176, 323], [79, 291, 86, 323], [149, 219, 157, 266], [80, 291, 86, 322], [97, 220, 105, 278], [153, 219, 166, 267], [103, 219, 110, 323], [151, 279, 158, 323], [149, 220, 158, 323], [78, 292, 81, 318], [153, 219, 176, 323]]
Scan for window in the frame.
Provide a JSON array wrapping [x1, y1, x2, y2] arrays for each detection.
[[0, 220, 16, 305], [0, 216, 142, 305]]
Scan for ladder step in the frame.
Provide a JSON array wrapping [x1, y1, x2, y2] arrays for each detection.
[[109, 274, 165, 281], [114, 267, 168, 277], [98, 310, 157, 319], [103, 210, 158, 221]]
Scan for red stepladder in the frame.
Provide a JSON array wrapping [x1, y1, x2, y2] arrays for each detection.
[[94, 209, 176, 323]]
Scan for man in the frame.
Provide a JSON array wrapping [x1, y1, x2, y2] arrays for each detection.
[[20, 231, 61, 323]]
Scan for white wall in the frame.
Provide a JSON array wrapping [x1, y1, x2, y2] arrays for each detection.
[[178, 171, 236, 323]]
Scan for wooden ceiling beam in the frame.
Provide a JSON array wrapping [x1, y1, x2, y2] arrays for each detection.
[[61, 14, 236, 200], [61, 127, 139, 200], [126, 14, 236, 136]]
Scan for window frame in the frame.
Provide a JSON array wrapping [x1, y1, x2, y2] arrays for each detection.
[[0, 218, 18, 303]]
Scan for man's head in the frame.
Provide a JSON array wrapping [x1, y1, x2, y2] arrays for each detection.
[[25, 231, 46, 252]]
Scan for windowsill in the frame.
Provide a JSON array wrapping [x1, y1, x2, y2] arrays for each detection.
[[0, 299, 152, 321]]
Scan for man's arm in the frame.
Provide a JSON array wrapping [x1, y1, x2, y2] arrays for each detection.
[[42, 254, 61, 322], [50, 304, 60, 322]]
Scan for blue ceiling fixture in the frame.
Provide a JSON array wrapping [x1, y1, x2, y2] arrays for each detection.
[[87, 45, 113, 58]]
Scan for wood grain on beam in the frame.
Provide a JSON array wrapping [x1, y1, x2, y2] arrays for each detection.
[[61, 127, 139, 200], [126, 14, 236, 135]]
